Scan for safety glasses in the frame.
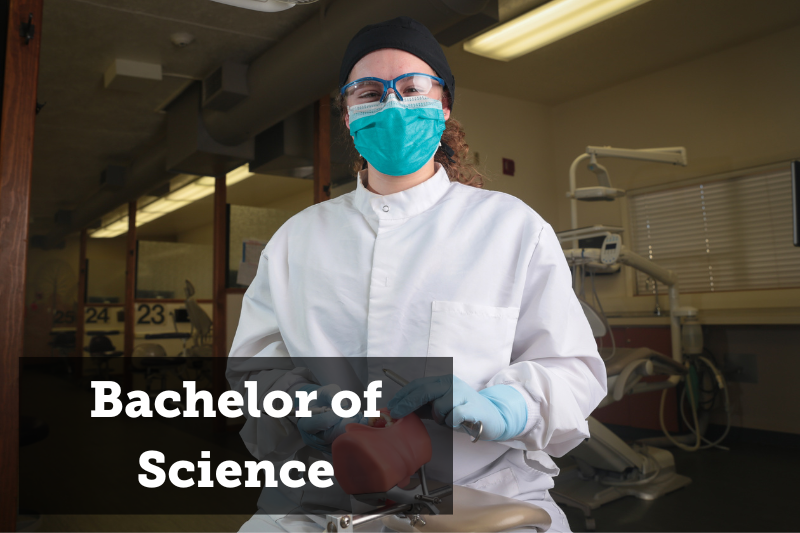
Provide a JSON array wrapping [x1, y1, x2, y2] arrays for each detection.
[[341, 72, 446, 107]]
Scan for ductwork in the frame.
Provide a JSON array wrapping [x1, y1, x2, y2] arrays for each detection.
[[43, 0, 492, 245], [43, 141, 175, 248], [202, 0, 492, 146]]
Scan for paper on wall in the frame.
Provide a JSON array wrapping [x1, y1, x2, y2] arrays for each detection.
[[236, 238, 269, 286]]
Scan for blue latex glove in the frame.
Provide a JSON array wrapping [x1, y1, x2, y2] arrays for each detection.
[[296, 383, 366, 453], [388, 375, 528, 442]]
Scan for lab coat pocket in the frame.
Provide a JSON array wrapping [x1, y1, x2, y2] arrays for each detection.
[[464, 467, 520, 499], [427, 301, 520, 386]]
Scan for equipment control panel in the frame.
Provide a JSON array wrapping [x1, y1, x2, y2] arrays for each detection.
[[601, 234, 622, 264]]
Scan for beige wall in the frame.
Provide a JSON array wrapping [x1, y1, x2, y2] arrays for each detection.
[[25, 235, 80, 356], [178, 224, 213, 245], [86, 236, 127, 302], [174, 187, 314, 246], [552, 23, 800, 231], [452, 87, 556, 224], [24, 233, 127, 356], [540, 25, 800, 434], [264, 189, 314, 212], [547, 23, 800, 324]]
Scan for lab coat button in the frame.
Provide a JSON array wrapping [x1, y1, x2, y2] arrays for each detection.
[[382, 205, 389, 212]]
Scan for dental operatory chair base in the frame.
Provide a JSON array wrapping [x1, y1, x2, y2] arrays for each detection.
[[551, 417, 690, 530], [552, 447, 690, 531], [553, 445, 690, 503]]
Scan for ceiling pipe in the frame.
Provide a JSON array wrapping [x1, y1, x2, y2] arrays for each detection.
[[202, 0, 491, 145], [42, 0, 489, 245]]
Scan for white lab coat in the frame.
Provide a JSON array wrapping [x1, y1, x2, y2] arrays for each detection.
[[227, 164, 607, 531]]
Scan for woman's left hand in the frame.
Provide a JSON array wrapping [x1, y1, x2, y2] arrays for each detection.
[[387, 375, 527, 442]]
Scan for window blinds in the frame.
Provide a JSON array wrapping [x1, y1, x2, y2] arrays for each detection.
[[629, 169, 800, 294]]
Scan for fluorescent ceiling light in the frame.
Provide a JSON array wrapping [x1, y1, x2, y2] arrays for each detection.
[[90, 164, 255, 238], [141, 198, 191, 214], [226, 165, 255, 186], [463, 0, 651, 61]]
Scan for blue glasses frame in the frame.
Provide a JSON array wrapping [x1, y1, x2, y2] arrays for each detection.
[[340, 72, 446, 103]]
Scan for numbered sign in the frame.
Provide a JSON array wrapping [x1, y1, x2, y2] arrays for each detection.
[[54, 310, 76, 325], [85, 307, 110, 324], [136, 303, 165, 325]]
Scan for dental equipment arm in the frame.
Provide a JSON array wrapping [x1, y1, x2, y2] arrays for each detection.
[[564, 245, 683, 364], [586, 146, 687, 165]]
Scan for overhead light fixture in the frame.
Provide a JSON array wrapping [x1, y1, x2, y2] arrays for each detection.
[[90, 165, 256, 238], [463, 0, 651, 61], [208, 0, 317, 12]]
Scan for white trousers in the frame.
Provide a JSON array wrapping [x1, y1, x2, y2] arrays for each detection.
[[236, 491, 571, 533]]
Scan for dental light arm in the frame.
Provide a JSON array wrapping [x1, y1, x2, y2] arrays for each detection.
[[585, 146, 688, 166], [568, 146, 688, 248], [588, 155, 611, 188]]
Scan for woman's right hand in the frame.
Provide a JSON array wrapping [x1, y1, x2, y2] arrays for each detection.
[[296, 383, 366, 453]]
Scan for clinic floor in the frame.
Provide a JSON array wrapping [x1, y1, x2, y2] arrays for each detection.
[[556, 424, 798, 532], [18, 365, 797, 532]]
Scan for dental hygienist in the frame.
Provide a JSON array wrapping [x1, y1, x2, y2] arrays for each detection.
[[227, 16, 606, 532]]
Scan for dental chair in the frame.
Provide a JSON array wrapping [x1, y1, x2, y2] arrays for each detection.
[[550, 146, 713, 529], [553, 240, 695, 530], [551, 346, 692, 530]]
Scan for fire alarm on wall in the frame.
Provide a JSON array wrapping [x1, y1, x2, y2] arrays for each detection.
[[502, 158, 515, 176]]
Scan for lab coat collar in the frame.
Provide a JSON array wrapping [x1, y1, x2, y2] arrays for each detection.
[[354, 163, 452, 223]]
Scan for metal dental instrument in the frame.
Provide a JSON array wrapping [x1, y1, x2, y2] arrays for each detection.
[[382, 368, 483, 443]]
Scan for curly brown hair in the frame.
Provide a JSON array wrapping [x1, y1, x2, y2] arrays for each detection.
[[337, 90, 484, 189]]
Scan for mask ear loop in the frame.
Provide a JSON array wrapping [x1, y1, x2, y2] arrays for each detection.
[[441, 143, 456, 164]]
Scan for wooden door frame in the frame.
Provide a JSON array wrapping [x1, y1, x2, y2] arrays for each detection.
[[123, 201, 136, 392], [0, 0, 43, 530], [313, 95, 331, 204], [74, 228, 87, 375]]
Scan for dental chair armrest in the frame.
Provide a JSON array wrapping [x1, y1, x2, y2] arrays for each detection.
[[612, 357, 686, 402], [652, 361, 687, 376], [613, 359, 651, 401], [629, 375, 681, 395]]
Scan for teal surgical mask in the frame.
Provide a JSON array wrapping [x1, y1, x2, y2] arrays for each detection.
[[349, 94, 446, 177]]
